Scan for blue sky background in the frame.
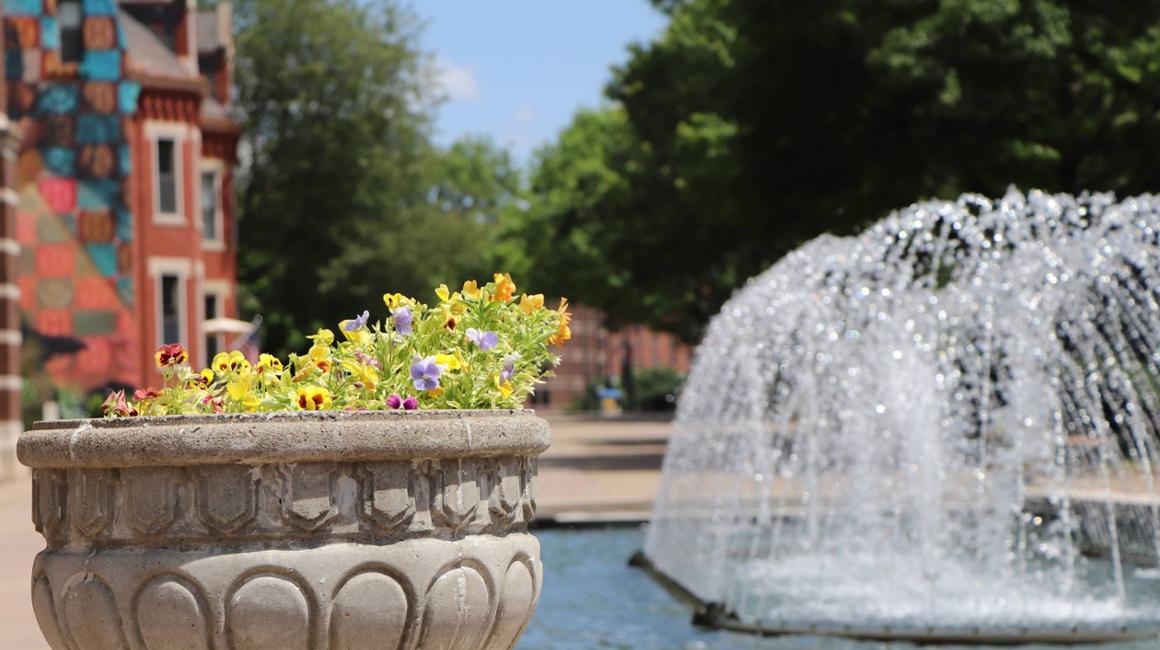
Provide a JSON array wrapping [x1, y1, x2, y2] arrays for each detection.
[[416, 2, 666, 165]]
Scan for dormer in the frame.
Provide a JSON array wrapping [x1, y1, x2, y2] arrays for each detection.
[[118, 0, 198, 74], [196, 2, 234, 106]]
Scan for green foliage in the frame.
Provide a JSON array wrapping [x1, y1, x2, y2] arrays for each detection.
[[234, 1, 526, 356], [634, 366, 685, 411], [509, 0, 1160, 341]]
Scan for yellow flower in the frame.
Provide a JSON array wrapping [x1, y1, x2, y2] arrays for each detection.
[[462, 280, 480, 298], [293, 361, 320, 381], [256, 353, 283, 375], [383, 293, 408, 310], [309, 343, 330, 362], [496, 375, 513, 399], [493, 273, 516, 302], [307, 331, 333, 362], [434, 353, 461, 371], [519, 293, 544, 314], [186, 368, 214, 389], [241, 394, 262, 412], [213, 351, 251, 375], [295, 385, 332, 411], [340, 327, 371, 346], [435, 284, 451, 302], [427, 386, 445, 397], [308, 328, 334, 346], [341, 359, 380, 391], [548, 298, 572, 345], [227, 374, 253, 401]]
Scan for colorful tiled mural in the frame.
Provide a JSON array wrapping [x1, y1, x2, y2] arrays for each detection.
[[5, 0, 241, 401], [8, 0, 141, 392]]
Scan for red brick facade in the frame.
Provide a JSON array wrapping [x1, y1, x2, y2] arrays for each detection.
[[0, 0, 22, 478], [538, 305, 692, 410]]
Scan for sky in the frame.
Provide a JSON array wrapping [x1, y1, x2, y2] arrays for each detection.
[[416, 2, 667, 165]]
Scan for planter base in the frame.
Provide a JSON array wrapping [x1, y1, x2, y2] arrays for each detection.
[[34, 534, 540, 650]]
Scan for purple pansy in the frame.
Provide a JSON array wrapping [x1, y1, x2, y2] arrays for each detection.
[[392, 306, 413, 336], [500, 352, 520, 383], [466, 328, 499, 351], [387, 393, 420, 410], [410, 356, 442, 391], [343, 310, 370, 332]]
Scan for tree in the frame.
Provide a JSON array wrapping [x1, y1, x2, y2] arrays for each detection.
[[235, 1, 534, 355], [513, 0, 1160, 341], [235, 0, 439, 354]]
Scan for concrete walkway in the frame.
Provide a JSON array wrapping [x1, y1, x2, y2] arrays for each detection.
[[0, 414, 672, 647], [0, 477, 47, 649], [535, 414, 671, 523]]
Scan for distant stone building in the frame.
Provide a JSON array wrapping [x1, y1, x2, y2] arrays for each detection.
[[0, 0, 23, 478], [537, 304, 693, 410], [5, 0, 240, 405]]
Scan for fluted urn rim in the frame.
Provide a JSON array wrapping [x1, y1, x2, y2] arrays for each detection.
[[19, 408, 550, 469]]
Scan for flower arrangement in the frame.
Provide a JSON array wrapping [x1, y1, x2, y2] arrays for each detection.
[[103, 274, 571, 417]]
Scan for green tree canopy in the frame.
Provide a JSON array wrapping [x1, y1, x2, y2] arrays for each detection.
[[511, 0, 1160, 341], [235, 1, 523, 354]]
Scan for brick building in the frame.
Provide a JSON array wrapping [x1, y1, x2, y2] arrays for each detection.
[[537, 304, 692, 410], [0, 0, 22, 478], [5, 0, 240, 406]]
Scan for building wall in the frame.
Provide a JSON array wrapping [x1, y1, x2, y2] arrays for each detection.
[[4, 0, 237, 403], [129, 112, 199, 388], [0, 0, 23, 479], [539, 304, 693, 410], [7, 0, 142, 399]]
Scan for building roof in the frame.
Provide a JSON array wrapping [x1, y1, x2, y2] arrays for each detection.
[[118, 9, 190, 80]]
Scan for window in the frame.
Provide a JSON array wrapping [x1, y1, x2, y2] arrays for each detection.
[[204, 293, 221, 362], [201, 170, 219, 241], [58, 1, 83, 64], [160, 274, 183, 345], [156, 138, 179, 217]]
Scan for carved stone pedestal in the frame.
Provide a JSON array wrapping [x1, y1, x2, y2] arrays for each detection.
[[18, 410, 549, 650]]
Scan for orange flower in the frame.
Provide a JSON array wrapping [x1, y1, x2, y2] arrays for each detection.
[[154, 343, 188, 368], [519, 293, 544, 314], [548, 298, 572, 345], [493, 273, 516, 302]]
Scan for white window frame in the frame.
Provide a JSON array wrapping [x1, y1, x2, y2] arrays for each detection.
[[145, 122, 193, 226], [149, 257, 191, 349], [199, 159, 226, 250]]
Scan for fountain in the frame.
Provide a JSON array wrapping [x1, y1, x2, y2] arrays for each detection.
[[641, 189, 1160, 643]]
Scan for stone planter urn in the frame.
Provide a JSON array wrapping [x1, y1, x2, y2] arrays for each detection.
[[18, 409, 548, 650]]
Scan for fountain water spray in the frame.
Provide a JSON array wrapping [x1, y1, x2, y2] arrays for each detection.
[[644, 189, 1160, 642]]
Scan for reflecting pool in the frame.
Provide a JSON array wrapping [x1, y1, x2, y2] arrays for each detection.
[[522, 527, 1160, 649]]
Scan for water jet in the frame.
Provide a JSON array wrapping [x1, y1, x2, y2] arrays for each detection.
[[643, 190, 1160, 644]]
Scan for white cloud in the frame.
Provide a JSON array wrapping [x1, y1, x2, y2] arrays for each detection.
[[435, 57, 482, 102]]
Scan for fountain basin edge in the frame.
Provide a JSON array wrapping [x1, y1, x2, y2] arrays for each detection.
[[628, 549, 1160, 646]]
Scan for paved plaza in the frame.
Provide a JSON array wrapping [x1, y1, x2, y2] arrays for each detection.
[[0, 413, 672, 647]]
